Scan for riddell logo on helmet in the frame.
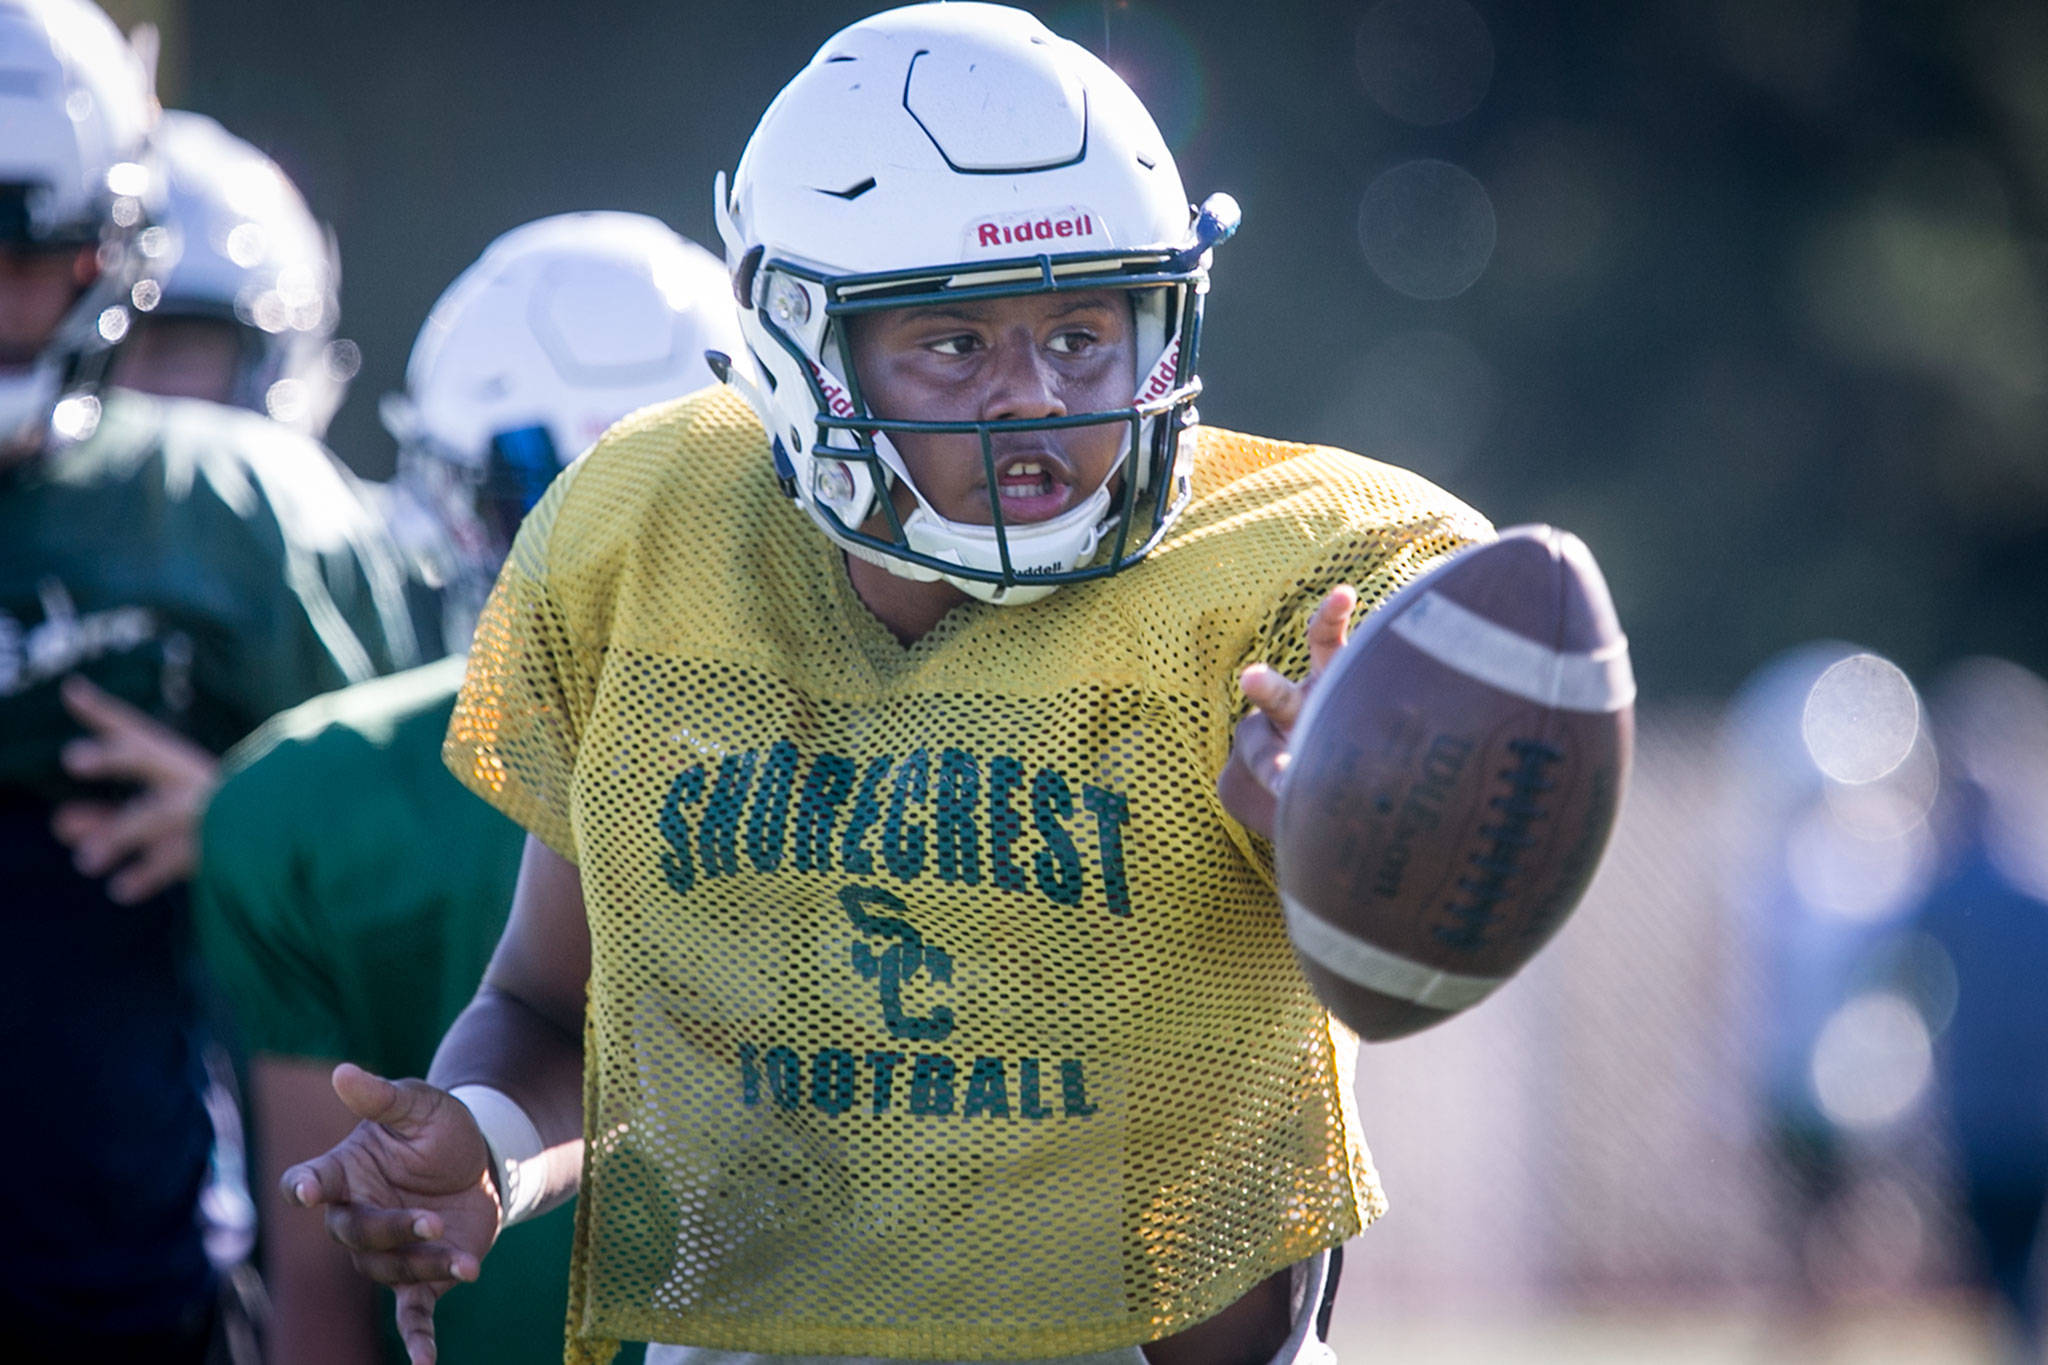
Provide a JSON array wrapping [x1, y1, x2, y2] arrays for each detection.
[[808, 361, 858, 419], [1136, 340, 1182, 405], [965, 206, 1103, 253]]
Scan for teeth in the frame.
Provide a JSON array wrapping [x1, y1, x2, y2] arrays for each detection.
[[997, 459, 1054, 502]]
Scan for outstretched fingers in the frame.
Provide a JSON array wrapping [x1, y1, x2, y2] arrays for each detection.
[[1239, 586, 1359, 739], [330, 1213, 478, 1285], [1219, 586, 1362, 841], [1239, 662, 1302, 734], [1305, 584, 1358, 679], [277, 1065, 420, 1208], [280, 1145, 354, 1211], [58, 674, 150, 746], [325, 1203, 444, 1254], [396, 1286, 445, 1365], [331, 1062, 443, 1135]]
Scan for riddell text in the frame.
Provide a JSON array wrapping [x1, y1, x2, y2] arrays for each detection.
[[975, 212, 1094, 248]]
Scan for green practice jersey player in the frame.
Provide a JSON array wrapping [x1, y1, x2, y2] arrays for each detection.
[[196, 213, 743, 1365], [0, 1, 422, 1355], [286, 6, 1492, 1364]]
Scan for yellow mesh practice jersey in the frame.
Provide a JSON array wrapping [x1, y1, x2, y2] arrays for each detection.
[[446, 386, 1490, 1362]]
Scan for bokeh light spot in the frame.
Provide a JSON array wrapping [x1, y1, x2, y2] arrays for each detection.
[[1784, 800, 1933, 923], [1358, 159, 1496, 300], [265, 378, 308, 425], [225, 222, 268, 270], [1809, 992, 1932, 1130], [1354, 0, 1495, 127], [324, 339, 362, 383], [1802, 653, 1919, 784], [50, 394, 100, 441]]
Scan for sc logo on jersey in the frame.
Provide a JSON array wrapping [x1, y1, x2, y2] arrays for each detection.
[[841, 884, 954, 1042], [736, 883, 1097, 1121]]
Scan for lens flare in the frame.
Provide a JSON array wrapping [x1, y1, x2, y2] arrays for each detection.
[[1802, 653, 1919, 784], [1048, 2, 1208, 153], [1810, 992, 1932, 1130], [1355, 0, 1496, 126], [1358, 160, 1497, 300]]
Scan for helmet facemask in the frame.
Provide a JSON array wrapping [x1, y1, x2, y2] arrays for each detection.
[[725, 198, 1235, 606], [714, 2, 1239, 607]]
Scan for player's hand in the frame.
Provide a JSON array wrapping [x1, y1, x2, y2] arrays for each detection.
[[280, 1063, 502, 1365], [49, 675, 221, 903], [1217, 585, 1358, 841]]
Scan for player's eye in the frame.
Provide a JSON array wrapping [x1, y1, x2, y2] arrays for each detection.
[[926, 333, 979, 357], [1046, 328, 1096, 356]]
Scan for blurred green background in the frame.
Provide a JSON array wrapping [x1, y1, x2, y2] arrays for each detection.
[[113, 0, 2048, 704]]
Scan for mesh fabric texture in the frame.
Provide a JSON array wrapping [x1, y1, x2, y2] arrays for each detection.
[[446, 386, 1489, 1361]]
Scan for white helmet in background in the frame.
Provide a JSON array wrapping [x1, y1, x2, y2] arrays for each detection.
[[0, 0, 158, 452], [715, 0, 1237, 605], [383, 210, 744, 561], [148, 109, 351, 436]]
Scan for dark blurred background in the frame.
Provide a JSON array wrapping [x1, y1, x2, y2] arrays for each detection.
[[113, 0, 2048, 706]]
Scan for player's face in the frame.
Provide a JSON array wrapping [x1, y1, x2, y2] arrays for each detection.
[[847, 288, 1136, 528], [108, 315, 243, 406], [0, 244, 94, 370]]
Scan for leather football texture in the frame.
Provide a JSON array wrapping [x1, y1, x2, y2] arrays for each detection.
[[1274, 525, 1635, 1041]]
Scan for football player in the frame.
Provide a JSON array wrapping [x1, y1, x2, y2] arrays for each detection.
[[109, 107, 353, 436], [194, 212, 741, 1365], [286, 6, 1491, 1365], [48, 114, 370, 903], [0, 0, 420, 1356]]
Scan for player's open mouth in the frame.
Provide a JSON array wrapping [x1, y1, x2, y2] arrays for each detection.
[[991, 453, 1073, 522]]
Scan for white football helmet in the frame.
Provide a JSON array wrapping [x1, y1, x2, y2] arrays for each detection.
[[715, 1, 1237, 605], [147, 110, 350, 436], [382, 210, 745, 574], [0, 0, 158, 453]]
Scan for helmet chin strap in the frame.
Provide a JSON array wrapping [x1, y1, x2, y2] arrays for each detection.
[[867, 424, 1127, 602]]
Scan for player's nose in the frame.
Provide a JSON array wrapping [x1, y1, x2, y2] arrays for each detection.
[[981, 328, 1065, 423]]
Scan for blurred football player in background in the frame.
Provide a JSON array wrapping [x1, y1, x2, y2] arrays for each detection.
[[1914, 659, 2048, 1365], [283, 6, 1495, 1364], [1723, 643, 1949, 1325], [374, 214, 738, 657], [194, 211, 740, 1365], [107, 107, 354, 437], [0, 0, 424, 1356]]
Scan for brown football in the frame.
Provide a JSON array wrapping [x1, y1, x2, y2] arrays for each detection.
[[1274, 525, 1634, 1041]]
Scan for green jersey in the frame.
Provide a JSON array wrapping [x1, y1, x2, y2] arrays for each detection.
[[195, 656, 637, 1365], [0, 389, 430, 1335], [0, 389, 425, 799]]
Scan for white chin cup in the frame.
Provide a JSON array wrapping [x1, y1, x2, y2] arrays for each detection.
[[0, 365, 62, 456], [895, 479, 1115, 605]]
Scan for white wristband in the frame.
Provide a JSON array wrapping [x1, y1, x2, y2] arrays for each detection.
[[450, 1084, 550, 1228]]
